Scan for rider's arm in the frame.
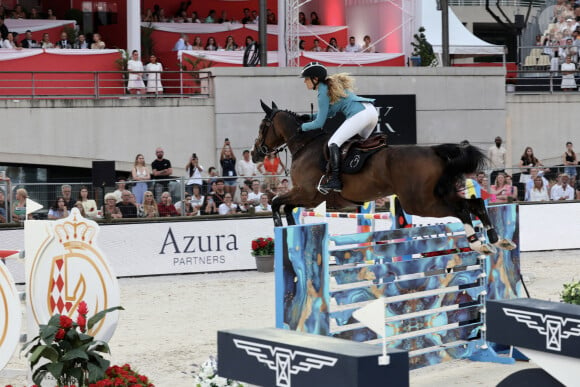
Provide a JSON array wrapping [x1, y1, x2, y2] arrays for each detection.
[[301, 84, 330, 131]]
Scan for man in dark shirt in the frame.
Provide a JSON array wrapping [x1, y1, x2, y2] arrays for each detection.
[[61, 184, 76, 210], [151, 147, 173, 200], [20, 30, 38, 48], [56, 31, 72, 49], [0, 17, 9, 40], [116, 190, 138, 218]]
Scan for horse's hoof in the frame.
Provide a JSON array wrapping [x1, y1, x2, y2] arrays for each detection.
[[480, 243, 497, 255], [495, 238, 517, 251]]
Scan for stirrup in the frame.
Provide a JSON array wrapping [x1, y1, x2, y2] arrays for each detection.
[[317, 175, 330, 195]]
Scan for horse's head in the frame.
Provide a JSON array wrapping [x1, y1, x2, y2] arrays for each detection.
[[252, 100, 283, 163]]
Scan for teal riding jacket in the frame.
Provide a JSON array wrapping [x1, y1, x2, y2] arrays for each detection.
[[300, 83, 375, 131]]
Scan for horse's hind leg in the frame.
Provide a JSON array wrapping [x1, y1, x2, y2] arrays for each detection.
[[284, 204, 296, 225], [453, 199, 497, 255], [466, 197, 516, 250], [271, 197, 284, 227]]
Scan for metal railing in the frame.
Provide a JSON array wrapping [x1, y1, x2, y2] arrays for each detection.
[[0, 70, 212, 99], [449, 0, 546, 6]]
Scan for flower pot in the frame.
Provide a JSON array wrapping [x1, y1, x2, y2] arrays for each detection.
[[254, 254, 274, 273]]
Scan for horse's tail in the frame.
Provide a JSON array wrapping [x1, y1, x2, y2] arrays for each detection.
[[432, 143, 487, 198]]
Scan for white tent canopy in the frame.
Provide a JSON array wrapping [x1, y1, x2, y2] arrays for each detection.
[[419, 0, 505, 56]]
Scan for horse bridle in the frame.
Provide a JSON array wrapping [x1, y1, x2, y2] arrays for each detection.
[[255, 110, 300, 158]]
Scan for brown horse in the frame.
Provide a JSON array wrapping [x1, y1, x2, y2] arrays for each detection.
[[252, 101, 509, 253]]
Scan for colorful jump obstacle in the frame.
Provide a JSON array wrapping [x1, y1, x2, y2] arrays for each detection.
[[275, 204, 522, 369]]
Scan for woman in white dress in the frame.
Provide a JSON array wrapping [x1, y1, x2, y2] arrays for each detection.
[[131, 153, 151, 204], [2, 32, 17, 49], [560, 55, 577, 91], [144, 54, 163, 94], [78, 186, 98, 219], [127, 50, 145, 95]]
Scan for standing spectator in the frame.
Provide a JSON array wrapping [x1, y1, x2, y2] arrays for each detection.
[[561, 55, 577, 91], [220, 141, 237, 197], [247, 179, 263, 205], [254, 194, 272, 213], [361, 35, 376, 53], [205, 36, 218, 50], [185, 153, 204, 194], [527, 176, 550, 201], [47, 9, 57, 20], [205, 166, 219, 194], [236, 150, 258, 179], [326, 37, 340, 52], [298, 12, 306, 25], [524, 168, 549, 201], [40, 33, 54, 48], [257, 152, 285, 188], [102, 193, 122, 219], [91, 33, 106, 49], [490, 173, 512, 203], [487, 136, 506, 183], [131, 153, 151, 204], [145, 54, 163, 94], [61, 184, 76, 209], [78, 186, 98, 219], [20, 30, 37, 48], [151, 147, 173, 199], [127, 50, 146, 95], [48, 197, 69, 220], [344, 36, 361, 53], [310, 12, 320, 25], [113, 178, 127, 203], [73, 34, 89, 49], [218, 193, 238, 215], [563, 141, 577, 187], [158, 191, 179, 216], [116, 190, 138, 218], [551, 173, 575, 200], [56, 31, 72, 49], [12, 188, 29, 222], [141, 191, 159, 218]]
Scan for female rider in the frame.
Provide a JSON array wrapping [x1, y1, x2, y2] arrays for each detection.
[[299, 62, 378, 192]]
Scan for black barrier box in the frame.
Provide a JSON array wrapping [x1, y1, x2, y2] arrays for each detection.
[[218, 328, 409, 387], [488, 298, 580, 358]]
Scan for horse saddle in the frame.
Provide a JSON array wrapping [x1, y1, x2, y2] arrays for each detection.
[[321, 133, 388, 174]]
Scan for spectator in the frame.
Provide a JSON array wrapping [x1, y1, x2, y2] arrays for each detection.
[[551, 173, 575, 200], [205, 9, 217, 23], [0, 191, 7, 223], [224, 35, 238, 51], [244, 36, 255, 49], [525, 168, 549, 200], [250, 10, 259, 24], [345, 36, 361, 53], [11, 5, 26, 19], [361, 35, 376, 53], [236, 149, 258, 179], [299, 39, 306, 50], [12, 188, 29, 222], [241, 8, 252, 24], [116, 190, 138, 218], [127, 50, 146, 95], [61, 184, 76, 209], [176, 1, 191, 18], [144, 54, 163, 94], [277, 178, 290, 195], [158, 191, 179, 216], [185, 153, 204, 194], [158, 8, 168, 22], [191, 11, 201, 23], [131, 153, 151, 204], [205, 166, 219, 194], [310, 12, 320, 25], [237, 190, 252, 213], [48, 197, 69, 220], [40, 33, 54, 48], [78, 186, 98, 219], [254, 194, 272, 213], [143, 8, 154, 22], [205, 36, 218, 51], [257, 152, 285, 188], [56, 31, 72, 49], [151, 147, 173, 199], [266, 9, 277, 24], [561, 55, 577, 91], [210, 179, 227, 207], [527, 175, 550, 201], [519, 146, 545, 184], [29, 7, 40, 19], [73, 34, 89, 49], [102, 193, 122, 219], [298, 12, 306, 25], [113, 178, 127, 203], [563, 141, 577, 187], [73, 201, 87, 217], [141, 191, 159, 218], [203, 194, 218, 215], [490, 173, 513, 203], [487, 136, 506, 183], [46, 9, 57, 20], [218, 193, 238, 215], [326, 37, 340, 52], [504, 175, 519, 201], [311, 39, 322, 52], [129, 192, 144, 217], [2, 32, 17, 49], [220, 142, 238, 196], [91, 33, 105, 49], [0, 17, 7, 40], [173, 33, 189, 51], [247, 179, 263, 205], [190, 184, 204, 213], [20, 30, 37, 48], [191, 36, 203, 50]]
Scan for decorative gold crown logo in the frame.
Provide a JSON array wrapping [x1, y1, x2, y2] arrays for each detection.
[[54, 209, 96, 246]]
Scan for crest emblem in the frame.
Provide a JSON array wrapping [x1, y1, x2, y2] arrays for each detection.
[[0, 260, 22, 370]]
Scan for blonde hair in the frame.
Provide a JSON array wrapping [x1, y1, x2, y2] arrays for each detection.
[[326, 73, 355, 104]]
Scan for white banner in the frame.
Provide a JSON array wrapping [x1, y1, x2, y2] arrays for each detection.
[[4, 19, 76, 34]]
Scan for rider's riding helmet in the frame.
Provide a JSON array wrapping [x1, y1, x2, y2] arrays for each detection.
[[300, 62, 327, 86]]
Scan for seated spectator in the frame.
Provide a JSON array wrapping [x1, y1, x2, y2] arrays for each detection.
[[237, 190, 252, 213], [277, 179, 290, 195], [11, 5, 26, 19], [243, 36, 255, 49], [551, 173, 575, 200], [247, 179, 263, 205], [73, 201, 87, 217], [250, 10, 259, 24], [362, 35, 376, 53], [173, 33, 189, 51], [143, 8, 154, 22], [175, 193, 198, 216], [101, 193, 122, 219], [241, 8, 252, 24], [29, 7, 40, 19], [205, 36, 218, 51], [218, 10, 231, 23], [218, 193, 239, 215], [191, 12, 201, 23], [74, 34, 89, 49], [224, 35, 238, 51], [20, 30, 37, 48], [203, 194, 218, 215], [211, 179, 227, 207], [47, 9, 57, 20], [113, 178, 127, 203], [191, 36, 203, 50], [48, 197, 69, 220], [129, 192, 143, 217], [525, 168, 549, 201], [527, 176, 550, 202], [0, 191, 7, 223], [299, 39, 306, 50], [205, 9, 217, 23], [254, 194, 272, 213], [141, 191, 159, 218], [78, 186, 98, 219], [563, 141, 577, 187], [310, 11, 320, 25], [519, 146, 546, 183], [344, 36, 361, 53], [266, 9, 277, 24], [116, 190, 138, 218], [157, 191, 179, 217], [490, 173, 513, 203], [40, 33, 54, 48], [189, 184, 204, 212], [12, 188, 29, 222], [56, 31, 72, 49], [298, 12, 306, 25], [61, 184, 76, 209], [326, 37, 340, 52], [91, 33, 106, 49], [158, 8, 168, 22], [311, 39, 322, 52], [2, 32, 18, 49]]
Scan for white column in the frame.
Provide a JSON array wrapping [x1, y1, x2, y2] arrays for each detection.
[[127, 0, 141, 54], [277, 0, 286, 67]]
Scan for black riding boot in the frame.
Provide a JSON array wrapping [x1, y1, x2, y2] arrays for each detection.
[[321, 144, 342, 192]]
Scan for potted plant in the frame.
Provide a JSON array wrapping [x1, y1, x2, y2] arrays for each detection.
[[251, 237, 274, 272], [192, 355, 243, 386], [561, 280, 580, 305]]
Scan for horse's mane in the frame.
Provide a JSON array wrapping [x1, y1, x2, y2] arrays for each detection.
[[276, 109, 310, 124]]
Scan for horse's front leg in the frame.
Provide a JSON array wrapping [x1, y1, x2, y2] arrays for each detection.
[[271, 195, 284, 227], [455, 200, 496, 255]]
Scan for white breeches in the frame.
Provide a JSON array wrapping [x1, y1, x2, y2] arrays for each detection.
[[328, 103, 379, 147]]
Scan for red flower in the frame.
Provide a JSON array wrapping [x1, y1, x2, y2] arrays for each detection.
[[77, 315, 87, 332], [55, 328, 65, 340], [59, 315, 73, 329], [78, 301, 89, 315], [252, 241, 258, 250]]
